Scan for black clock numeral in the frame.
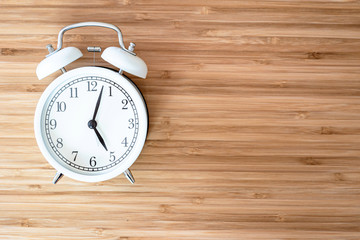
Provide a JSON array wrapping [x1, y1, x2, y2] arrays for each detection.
[[87, 81, 97, 91], [109, 151, 116, 162], [56, 138, 63, 148], [109, 86, 113, 97], [70, 87, 78, 98], [50, 119, 57, 130], [122, 99, 128, 110], [121, 137, 128, 147], [128, 118, 134, 129], [72, 151, 78, 161], [89, 156, 96, 167], [56, 101, 66, 112]]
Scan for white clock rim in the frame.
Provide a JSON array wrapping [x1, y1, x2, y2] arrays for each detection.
[[34, 66, 148, 182]]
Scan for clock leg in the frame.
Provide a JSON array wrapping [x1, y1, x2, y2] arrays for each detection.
[[124, 169, 135, 184], [52, 172, 64, 184]]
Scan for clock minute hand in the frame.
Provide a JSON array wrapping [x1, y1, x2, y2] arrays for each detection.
[[92, 85, 104, 120]]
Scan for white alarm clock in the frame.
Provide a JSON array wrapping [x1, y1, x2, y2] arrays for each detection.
[[34, 22, 148, 184]]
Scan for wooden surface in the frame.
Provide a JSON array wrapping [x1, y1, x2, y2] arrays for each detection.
[[1, 1, 360, 239]]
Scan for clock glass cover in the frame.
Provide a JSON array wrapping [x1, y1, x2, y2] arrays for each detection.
[[34, 67, 148, 182]]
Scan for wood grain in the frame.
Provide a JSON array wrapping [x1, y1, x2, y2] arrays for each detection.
[[1, 0, 360, 239]]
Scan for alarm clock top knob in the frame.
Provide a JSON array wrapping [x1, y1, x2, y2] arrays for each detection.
[[128, 42, 135, 52]]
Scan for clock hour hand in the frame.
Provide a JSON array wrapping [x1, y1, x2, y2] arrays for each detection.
[[88, 120, 108, 151], [93, 127, 108, 151]]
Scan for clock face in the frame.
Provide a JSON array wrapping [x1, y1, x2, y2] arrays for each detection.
[[34, 67, 148, 182]]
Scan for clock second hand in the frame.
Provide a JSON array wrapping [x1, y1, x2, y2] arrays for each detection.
[[88, 85, 108, 151]]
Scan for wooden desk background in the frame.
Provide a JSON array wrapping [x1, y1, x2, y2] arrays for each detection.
[[0, 1, 359, 239]]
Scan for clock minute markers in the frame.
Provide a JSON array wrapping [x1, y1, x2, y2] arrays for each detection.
[[88, 85, 108, 151]]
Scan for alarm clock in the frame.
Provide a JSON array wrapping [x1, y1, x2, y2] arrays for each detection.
[[34, 22, 148, 184]]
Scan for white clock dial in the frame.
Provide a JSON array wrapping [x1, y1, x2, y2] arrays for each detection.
[[34, 67, 148, 182]]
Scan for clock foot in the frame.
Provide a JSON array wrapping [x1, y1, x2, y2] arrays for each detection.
[[124, 169, 135, 184], [52, 172, 64, 184]]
